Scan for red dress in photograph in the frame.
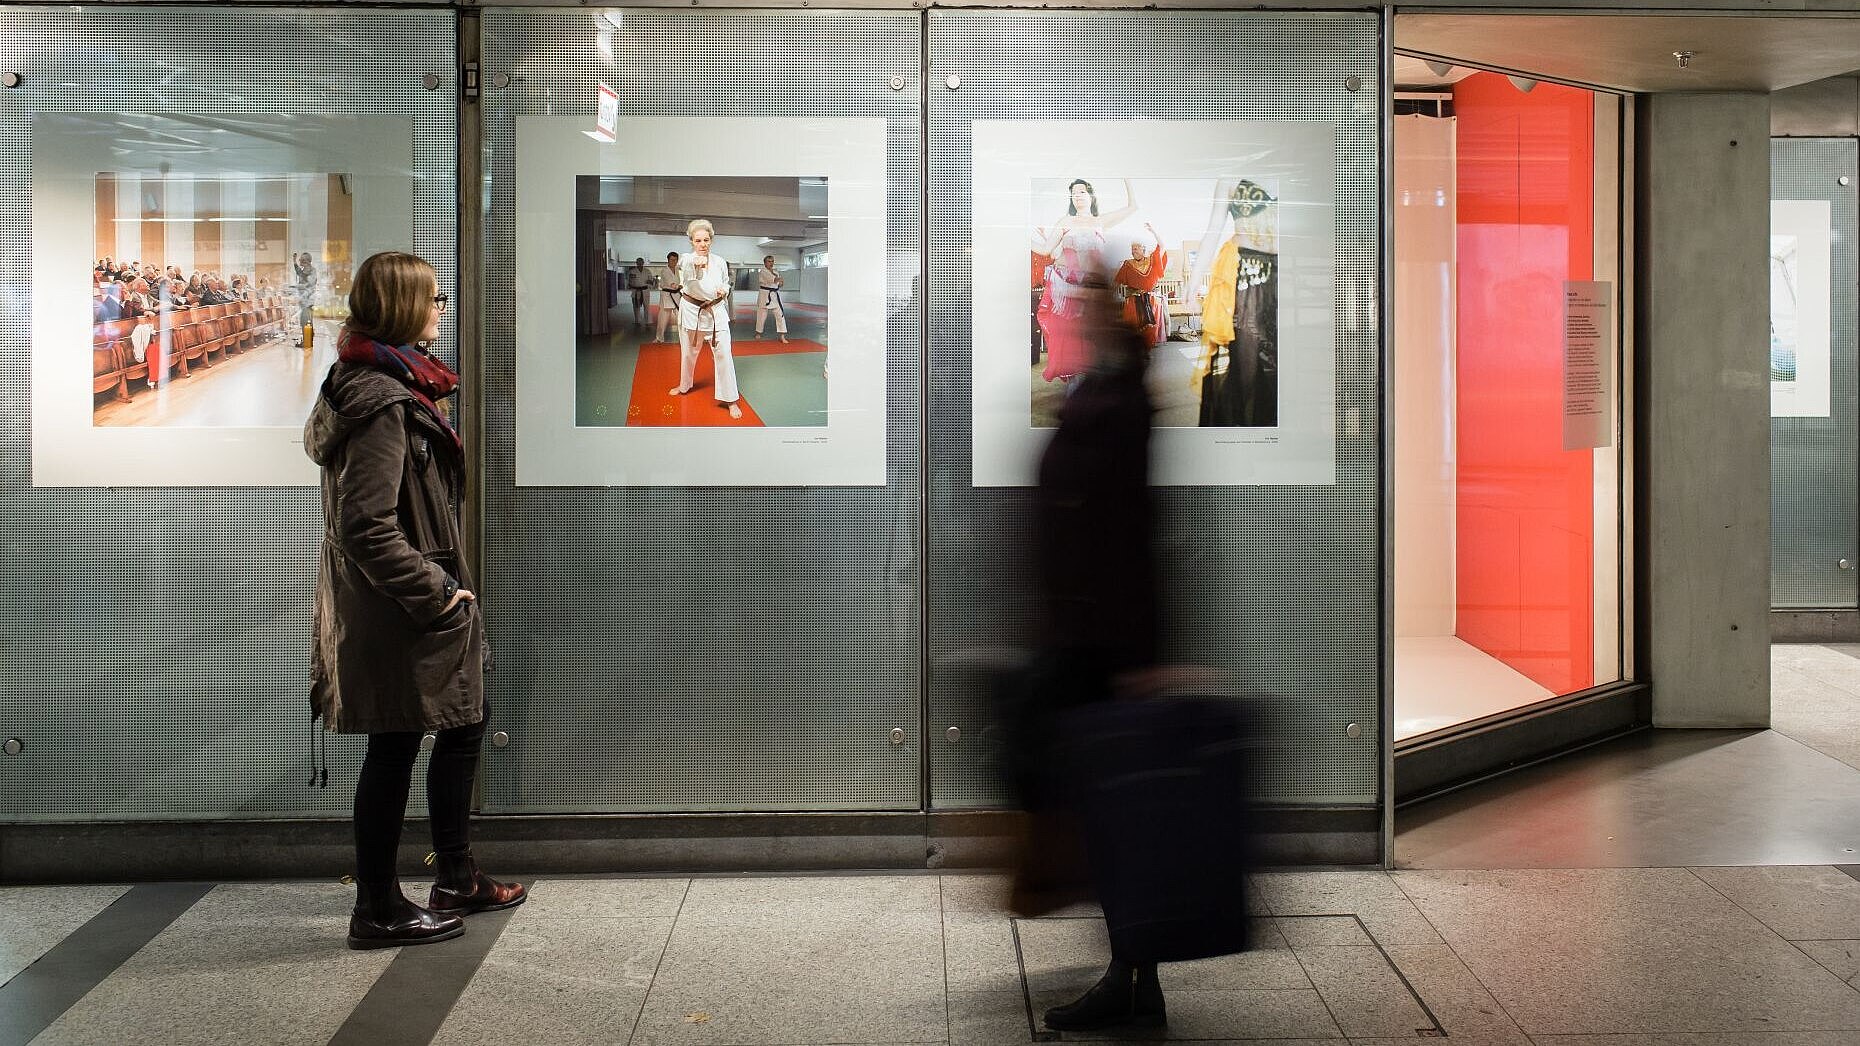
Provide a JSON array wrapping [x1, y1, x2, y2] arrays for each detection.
[[1036, 228, 1105, 383], [1116, 247, 1168, 346]]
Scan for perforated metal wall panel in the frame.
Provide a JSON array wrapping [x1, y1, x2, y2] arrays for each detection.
[[0, 7, 458, 820], [477, 10, 924, 811], [925, 11, 1384, 807], [1771, 138, 1859, 610]]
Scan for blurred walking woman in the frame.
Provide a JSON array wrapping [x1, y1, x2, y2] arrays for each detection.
[[305, 251, 525, 949]]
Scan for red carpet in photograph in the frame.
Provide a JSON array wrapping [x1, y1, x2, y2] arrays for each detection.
[[626, 338, 827, 427]]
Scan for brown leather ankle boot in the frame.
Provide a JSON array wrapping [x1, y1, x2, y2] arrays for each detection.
[[347, 878, 464, 950], [428, 849, 527, 915]]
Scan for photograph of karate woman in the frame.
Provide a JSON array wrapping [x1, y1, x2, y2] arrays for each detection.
[[574, 175, 829, 428]]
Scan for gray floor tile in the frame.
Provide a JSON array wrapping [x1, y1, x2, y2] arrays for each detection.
[[941, 875, 1015, 915], [1382, 944, 1530, 1044], [0, 885, 129, 986], [1083, 990, 1343, 1041], [944, 913, 1022, 994], [518, 877, 691, 919], [1275, 917, 1371, 950], [1254, 873, 1442, 945], [1690, 866, 1860, 940], [633, 906, 947, 1045], [432, 915, 675, 1046], [1532, 1027, 1860, 1034], [1293, 946, 1433, 1039], [1392, 869, 1860, 1035], [681, 875, 941, 915], [948, 989, 1030, 1046], [1168, 920, 1310, 992], [1791, 940, 1860, 984], [27, 883, 397, 1046]]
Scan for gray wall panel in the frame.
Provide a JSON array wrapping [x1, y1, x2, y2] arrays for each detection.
[[477, 9, 924, 812], [0, 6, 458, 821], [925, 10, 1384, 807]]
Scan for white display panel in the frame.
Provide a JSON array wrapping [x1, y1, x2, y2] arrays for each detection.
[[1771, 199, 1833, 420], [32, 114, 415, 487], [970, 119, 1336, 487], [515, 117, 888, 486]]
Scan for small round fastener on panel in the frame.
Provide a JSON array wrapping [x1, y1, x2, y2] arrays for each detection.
[[889, 76, 906, 92], [2, 738, 22, 756], [946, 727, 961, 743], [944, 74, 961, 91], [422, 73, 441, 91], [1, 72, 21, 89], [889, 727, 906, 746], [490, 72, 513, 90], [1842, 176, 1853, 188], [1344, 75, 1364, 93], [1345, 722, 1362, 739], [1841, 558, 1853, 570], [492, 731, 511, 748]]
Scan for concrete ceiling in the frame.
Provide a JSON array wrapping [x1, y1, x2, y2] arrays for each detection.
[[1396, 14, 1860, 93]]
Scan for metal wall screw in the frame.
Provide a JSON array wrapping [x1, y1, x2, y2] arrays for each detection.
[[490, 72, 512, 90], [944, 74, 961, 91], [1841, 558, 1852, 570], [889, 76, 906, 92], [2, 738, 21, 756], [1, 72, 20, 89], [1345, 722, 1363, 738], [889, 727, 906, 746], [492, 731, 511, 747], [422, 73, 441, 91], [946, 727, 961, 743], [1842, 176, 1853, 187], [1344, 75, 1364, 93]]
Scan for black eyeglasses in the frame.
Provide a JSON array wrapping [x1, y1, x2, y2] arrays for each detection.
[[432, 293, 450, 313]]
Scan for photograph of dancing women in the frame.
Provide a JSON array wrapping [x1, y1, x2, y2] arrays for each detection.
[[574, 175, 829, 428], [1028, 176, 1279, 430]]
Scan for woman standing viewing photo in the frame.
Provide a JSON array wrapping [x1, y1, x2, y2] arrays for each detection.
[[305, 251, 525, 950]]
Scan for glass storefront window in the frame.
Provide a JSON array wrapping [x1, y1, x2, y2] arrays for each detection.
[[1393, 67, 1629, 742]]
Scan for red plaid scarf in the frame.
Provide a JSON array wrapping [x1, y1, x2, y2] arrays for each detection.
[[336, 329, 462, 454]]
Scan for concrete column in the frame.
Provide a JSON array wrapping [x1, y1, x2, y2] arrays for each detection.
[[1643, 92, 1772, 727]]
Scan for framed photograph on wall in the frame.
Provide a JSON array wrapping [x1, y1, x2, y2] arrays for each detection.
[[31, 113, 416, 487], [970, 120, 1337, 487], [515, 117, 887, 486], [1770, 199, 1833, 420]]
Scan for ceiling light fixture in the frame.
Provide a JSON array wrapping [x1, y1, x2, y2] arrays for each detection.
[[1424, 60, 1454, 78], [1673, 50, 1695, 69], [1506, 75, 1538, 93]]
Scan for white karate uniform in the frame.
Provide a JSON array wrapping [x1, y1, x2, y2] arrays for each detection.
[[654, 263, 683, 340], [755, 267, 788, 335], [676, 254, 738, 403]]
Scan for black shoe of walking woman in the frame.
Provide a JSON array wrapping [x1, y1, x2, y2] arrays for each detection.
[[347, 879, 465, 950], [428, 849, 527, 916], [1043, 962, 1166, 1032]]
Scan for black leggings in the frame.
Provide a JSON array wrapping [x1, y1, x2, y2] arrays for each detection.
[[353, 714, 487, 884]]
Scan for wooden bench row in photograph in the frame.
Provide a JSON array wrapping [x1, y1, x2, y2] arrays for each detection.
[[92, 296, 293, 401]]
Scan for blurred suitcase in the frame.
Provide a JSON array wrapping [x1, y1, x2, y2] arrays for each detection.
[[1058, 695, 1256, 964]]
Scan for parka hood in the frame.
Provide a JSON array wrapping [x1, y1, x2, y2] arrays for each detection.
[[304, 361, 415, 468]]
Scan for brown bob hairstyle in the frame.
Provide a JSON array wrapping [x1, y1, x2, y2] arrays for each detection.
[[344, 251, 438, 348]]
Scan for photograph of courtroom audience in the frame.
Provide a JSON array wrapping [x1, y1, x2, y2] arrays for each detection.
[[89, 172, 356, 427]]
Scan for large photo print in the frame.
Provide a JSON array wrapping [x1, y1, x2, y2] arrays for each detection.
[[33, 113, 416, 487], [575, 176, 829, 428], [515, 117, 887, 487], [973, 120, 1336, 487]]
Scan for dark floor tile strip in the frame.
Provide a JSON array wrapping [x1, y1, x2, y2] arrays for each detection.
[[1839, 865, 1860, 883], [0, 882, 213, 1046], [326, 907, 518, 1046]]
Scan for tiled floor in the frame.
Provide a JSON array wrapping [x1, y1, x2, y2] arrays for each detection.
[[11, 869, 1860, 1045], [12, 646, 1860, 1045]]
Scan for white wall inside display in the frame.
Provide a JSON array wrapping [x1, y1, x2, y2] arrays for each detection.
[[32, 114, 415, 487], [971, 119, 1336, 487], [1772, 199, 1833, 419], [515, 117, 887, 486]]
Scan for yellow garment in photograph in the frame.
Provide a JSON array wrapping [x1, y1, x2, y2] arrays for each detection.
[[1195, 235, 1241, 387]]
